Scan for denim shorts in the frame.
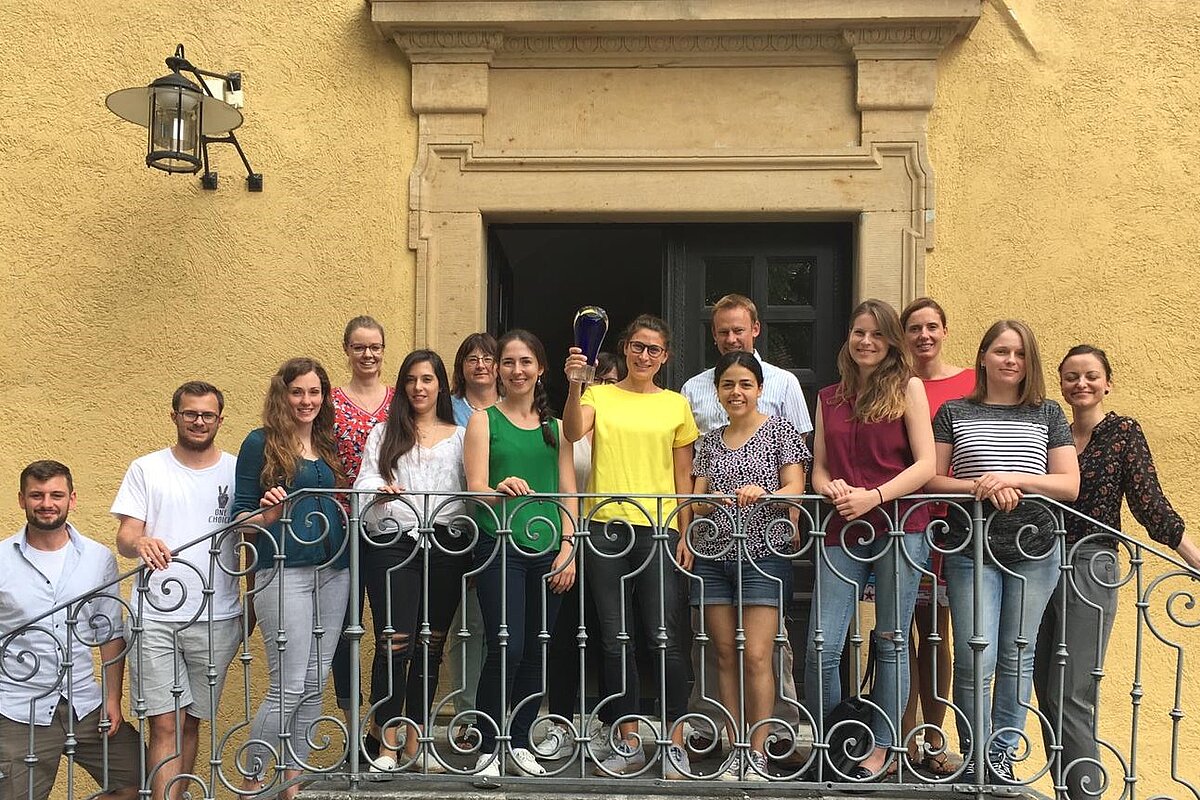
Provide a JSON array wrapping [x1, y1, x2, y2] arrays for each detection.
[[691, 553, 793, 607]]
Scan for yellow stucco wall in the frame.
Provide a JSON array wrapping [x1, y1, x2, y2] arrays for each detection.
[[1, 0, 1196, 796], [0, 0, 415, 509], [929, 1, 1200, 793], [0, 4, 411, 789]]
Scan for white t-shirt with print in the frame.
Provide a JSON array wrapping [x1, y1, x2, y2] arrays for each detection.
[[111, 448, 241, 621]]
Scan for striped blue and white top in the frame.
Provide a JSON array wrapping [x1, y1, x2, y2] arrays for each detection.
[[932, 398, 1073, 561]]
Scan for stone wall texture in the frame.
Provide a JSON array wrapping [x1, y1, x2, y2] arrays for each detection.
[[0, 0, 1195, 796]]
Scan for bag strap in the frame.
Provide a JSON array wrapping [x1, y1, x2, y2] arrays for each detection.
[[859, 629, 878, 694]]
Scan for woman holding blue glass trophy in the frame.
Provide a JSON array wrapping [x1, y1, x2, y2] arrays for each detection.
[[564, 308, 701, 780]]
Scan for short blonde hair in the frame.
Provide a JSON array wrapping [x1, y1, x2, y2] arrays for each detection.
[[712, 294, 759, 325]]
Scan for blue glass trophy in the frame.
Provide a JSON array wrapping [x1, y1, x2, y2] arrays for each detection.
[[568, 306, 609, 384]]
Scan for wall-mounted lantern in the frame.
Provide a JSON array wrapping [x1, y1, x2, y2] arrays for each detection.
[[106, 44, 263, 191]]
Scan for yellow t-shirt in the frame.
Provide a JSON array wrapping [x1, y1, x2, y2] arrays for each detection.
[[580, 384, 699, 529]]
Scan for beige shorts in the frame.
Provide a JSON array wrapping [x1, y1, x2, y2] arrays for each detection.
[[127, 616, 242, 719]]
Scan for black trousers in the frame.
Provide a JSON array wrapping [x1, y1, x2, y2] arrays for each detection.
[[362, 525, 471, 728]]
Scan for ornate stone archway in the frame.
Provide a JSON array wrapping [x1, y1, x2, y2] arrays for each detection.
[[369, 1, 980, 354]]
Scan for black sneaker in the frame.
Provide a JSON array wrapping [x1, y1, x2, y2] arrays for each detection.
[[961, 756, 978, 782], [989, 752, 1016, 784]]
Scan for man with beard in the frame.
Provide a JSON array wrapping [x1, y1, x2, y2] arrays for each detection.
[[113, 382, 240, 800], [0, 460, 139, 800]]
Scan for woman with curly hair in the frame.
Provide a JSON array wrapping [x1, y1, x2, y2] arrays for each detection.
[[232, 357, 349, 798]]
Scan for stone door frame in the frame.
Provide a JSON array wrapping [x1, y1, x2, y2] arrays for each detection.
[[369, 1, 981, 354]]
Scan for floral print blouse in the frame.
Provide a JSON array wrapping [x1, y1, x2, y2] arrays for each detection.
[[1067, 412, 1184, 548], [332, 386, 394, 482]]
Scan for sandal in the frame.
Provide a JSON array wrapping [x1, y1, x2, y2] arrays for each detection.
[[921, 750, 963, 777]]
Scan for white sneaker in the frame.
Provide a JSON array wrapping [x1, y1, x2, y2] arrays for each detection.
[[745, 750, 770, 781], [585, 725, 617, 762], [592, 742, 647, 776], [663, 744, 691, 780], [717, 753, 744, 781], [534, 722, 573, 760], [475, 752, 501, 777], [408, 752, 447, 774], [369, 754, 398, 773], [509, 747, 547, 776]]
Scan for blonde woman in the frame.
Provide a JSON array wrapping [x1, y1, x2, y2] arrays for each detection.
[[927, 320, 1079, 784], [804, 299, 935, 780]]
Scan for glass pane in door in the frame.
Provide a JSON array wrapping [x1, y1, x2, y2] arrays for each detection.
[[764, 322, 813, 371], [703, 256, 752, 306], [767, 256, 816, 306]]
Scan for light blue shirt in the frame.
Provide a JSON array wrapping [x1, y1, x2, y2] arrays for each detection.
[[681, 350, 813, 436], [451, 395, 473, 428], [0, 524, 123, 725]]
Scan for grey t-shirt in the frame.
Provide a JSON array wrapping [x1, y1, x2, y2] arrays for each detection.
[[932, 399, 1073, 562]]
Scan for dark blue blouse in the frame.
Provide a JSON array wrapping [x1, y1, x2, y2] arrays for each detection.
[[231, 428, 349, 571]]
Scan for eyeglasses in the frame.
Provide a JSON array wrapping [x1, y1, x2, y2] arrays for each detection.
[[595, 377, 619, 385], [349, 344, 384, 355], [177, 411, 220, 424], [627, 341, 666, 358], [465, 355, 495, 366]]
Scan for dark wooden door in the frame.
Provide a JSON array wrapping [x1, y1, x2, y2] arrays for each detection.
[[666, 223, 853, 415]]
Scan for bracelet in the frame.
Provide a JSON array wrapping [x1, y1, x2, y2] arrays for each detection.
[[875, 487, 885, 505]]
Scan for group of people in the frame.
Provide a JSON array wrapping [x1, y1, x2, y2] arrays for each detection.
[[3, 295, 1197, 800]]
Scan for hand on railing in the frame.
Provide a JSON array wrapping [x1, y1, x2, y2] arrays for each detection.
[[496, 475, 534, 496], [970, 472, 1025, 511], [818, 478, 879, 522], [732, 484, 767, 506], [133, 536, 174, 571], [257, 486, 288, 526]]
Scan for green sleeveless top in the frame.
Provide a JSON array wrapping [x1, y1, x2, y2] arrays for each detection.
[[474, 405, 563, 554]]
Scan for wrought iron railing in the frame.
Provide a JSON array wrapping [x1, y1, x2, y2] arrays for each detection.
[[2, 490, 1197, 799]]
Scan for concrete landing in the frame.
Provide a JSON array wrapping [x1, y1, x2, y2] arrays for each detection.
[[302, 774, 1046, 800]]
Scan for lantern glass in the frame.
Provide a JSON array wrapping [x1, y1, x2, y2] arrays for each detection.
[[146, 84, 203, 173]]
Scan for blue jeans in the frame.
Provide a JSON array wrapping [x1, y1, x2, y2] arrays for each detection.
[[803, 531, 928, 748], [944, 550, 1059, 759], [473, 538, 562, 753]]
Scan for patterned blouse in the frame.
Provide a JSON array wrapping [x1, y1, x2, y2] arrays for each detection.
[[1066, 412, 1184, 548], [332, 386, 395, 482], [691, 415, 811, 560]]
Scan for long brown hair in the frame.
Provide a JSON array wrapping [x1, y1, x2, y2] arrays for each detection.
[[260, 357, 345, 487], [968, 319, 1046, 406], [377, 350, 455, 483], [834, 299, 912, 423], [497, 329, 558, 448]]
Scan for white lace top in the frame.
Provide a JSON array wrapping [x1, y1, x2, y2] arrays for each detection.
[[353, 423, 466, 536]]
